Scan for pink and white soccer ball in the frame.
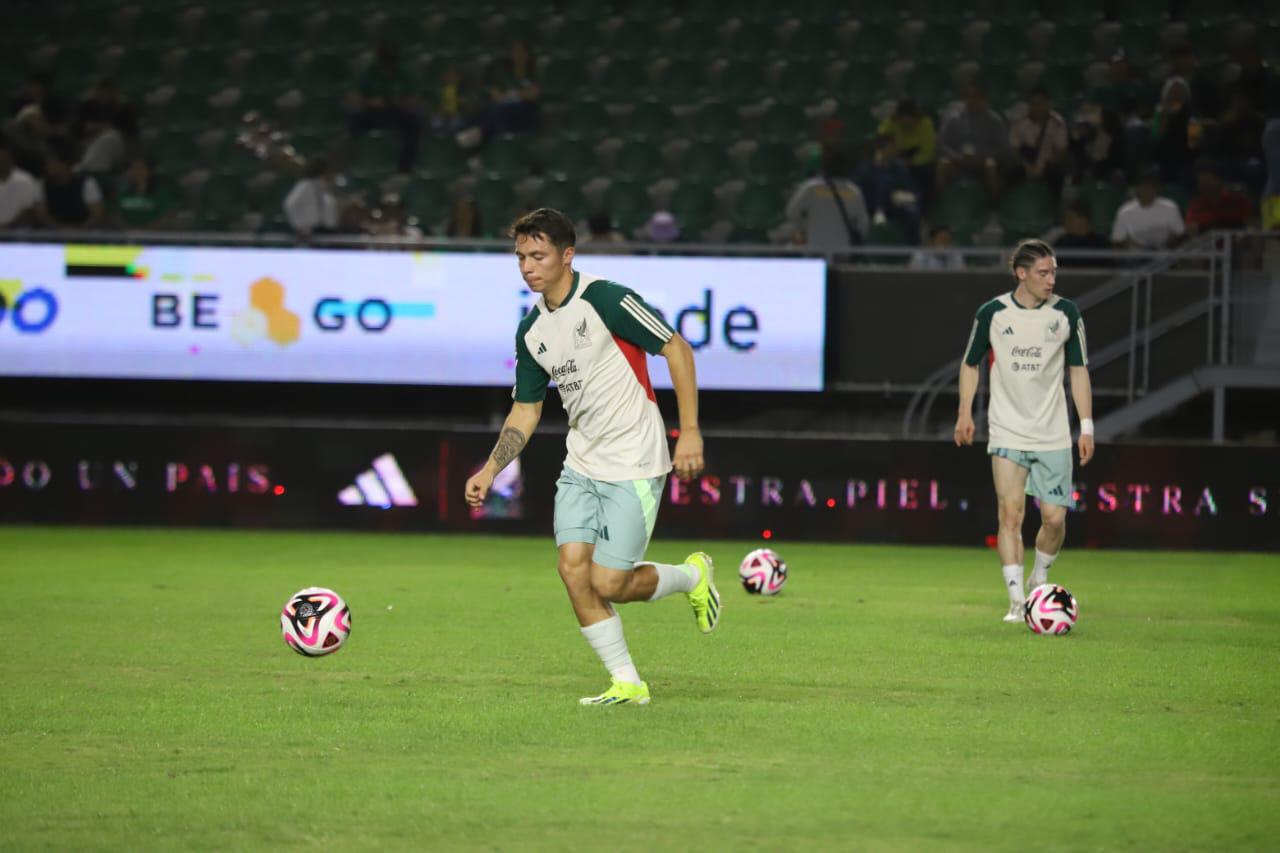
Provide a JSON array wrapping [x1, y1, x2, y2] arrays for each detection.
[[1023, 583, 1079, 634], [739, 548, 788, 595], [281, 587, 351, 656]]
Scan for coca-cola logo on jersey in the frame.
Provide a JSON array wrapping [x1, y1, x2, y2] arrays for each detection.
[[550, 359, 578, 381]]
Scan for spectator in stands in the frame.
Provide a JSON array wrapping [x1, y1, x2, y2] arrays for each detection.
[[1211, 90, 1267, 192], [1092, 49, 1152, 122], [432, 63, 466, 132], [347, 43, 421, 173], [937, 84, 1007, 196], [855, 134, 920, 245], [580, 211, 627, 246], [1265, 118, 1280, 230], [1008, 87, 1069, 197], [283, 156, 340, 238], [908, 226, 964, 270], [115, 155, 175, 229], [1168, 44, 1221, 119], [786, 147, 868, 249], [877, 99, 936, 206], [1053, 201, 1111, 253], [1069, 101, 1126, 181], [0, 137, 41, 228], [74, 77, 130, 177], [644, 210, 680, 243], [7, 71, 55, 117], [1185, 160, 1253, 236], [74, 76, 137, 175], [36, 141, 104, 229], [1151, 77, 1198, 186], [1229, 42, 1274, 114], [4, 92, 71, 178], [481, 40, 541, 135], [446, 196, 482, 238], [365, 192, 423, 238], [1110, 169, 1185, 249]]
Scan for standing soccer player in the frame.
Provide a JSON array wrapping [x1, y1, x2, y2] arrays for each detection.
[[464, 208, 719, 705], [954, 239, 1095, 621]]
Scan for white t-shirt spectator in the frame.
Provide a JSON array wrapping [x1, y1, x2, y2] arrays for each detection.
[[0, 167, 41, 226], [77, 127, 127, 174], [786, 177, 870, 248], [1110, 197, 1185, 249], [284, 178, 339, 234]]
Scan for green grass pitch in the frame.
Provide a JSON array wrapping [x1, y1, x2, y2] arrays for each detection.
[[2, 527, 1277, 851]]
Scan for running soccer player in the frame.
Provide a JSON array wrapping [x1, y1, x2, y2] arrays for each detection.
[[464, 208, 719, 705], [954, 239, 1095, 622]]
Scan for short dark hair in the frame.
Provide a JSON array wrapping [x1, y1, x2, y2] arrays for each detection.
[[1009, 238, 1055, 275], [586, 211, 614, 235], [304, 156, 331, 178], [820, 146, 848, 177], [1067, 199, 1091, 218], [510, 207, 576, 250], [46, 137, 76, 165]]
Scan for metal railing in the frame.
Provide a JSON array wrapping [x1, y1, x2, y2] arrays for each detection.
[[0, 227, 1182, 265], [900, 233, 1234, 438]]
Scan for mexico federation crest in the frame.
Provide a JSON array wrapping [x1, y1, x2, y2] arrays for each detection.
[[573, 318, 592, 349]]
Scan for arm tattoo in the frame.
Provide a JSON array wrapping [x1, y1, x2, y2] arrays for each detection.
[[490, 427, 528, 472]]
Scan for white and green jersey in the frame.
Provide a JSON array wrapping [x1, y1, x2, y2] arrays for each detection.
[[963, 292, 1088, 451], [513, 271, 675, 481]]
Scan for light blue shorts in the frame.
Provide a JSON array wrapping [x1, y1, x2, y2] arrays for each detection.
[[553, 466, 666, 570], [990, 447, 1076, 508]]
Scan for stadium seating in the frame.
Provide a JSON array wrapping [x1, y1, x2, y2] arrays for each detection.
[[8, 0, 1263, 245], [999, 181, 1056, 242]]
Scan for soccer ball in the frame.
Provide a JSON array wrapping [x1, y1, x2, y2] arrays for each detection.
[[1024, 583, 1079, 634], [739, 548, 787, 595], [281, 587, 351, 656]]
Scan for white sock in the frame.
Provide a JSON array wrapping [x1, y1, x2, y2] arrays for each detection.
[[1030, 549, 1057, 588], [646, 562, 699, 601], [1002, 564, 1025, 606], [580, 614, 641, 685]]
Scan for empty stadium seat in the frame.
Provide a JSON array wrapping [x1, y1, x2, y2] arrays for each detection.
[[747, 141, 800, 183], [732, 181, 786, 233], [999, 180, 1056, 242], [537, 178, 586, 221], [613, 140, 665, 182], [935, 179, 991, 244], [667, 181, 719, 236], [604, 180, 652, 233]]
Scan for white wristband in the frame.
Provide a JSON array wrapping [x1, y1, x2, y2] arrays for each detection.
[[1080, 418, 1095, 437]]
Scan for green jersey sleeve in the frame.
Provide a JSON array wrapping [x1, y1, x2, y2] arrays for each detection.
[[963, 300, 1001, 366], [512, 309, 550, 403], [581, 280, 675, 356], [1061, 299, 1088, 366]]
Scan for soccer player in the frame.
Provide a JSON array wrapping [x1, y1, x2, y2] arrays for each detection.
[[464, 208, 719, 706], [954, 239, 1095, 622]]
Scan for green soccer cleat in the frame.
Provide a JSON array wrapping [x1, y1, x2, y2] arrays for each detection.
[[685, 551, 721, 634], [579, 678, 650, 706]]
